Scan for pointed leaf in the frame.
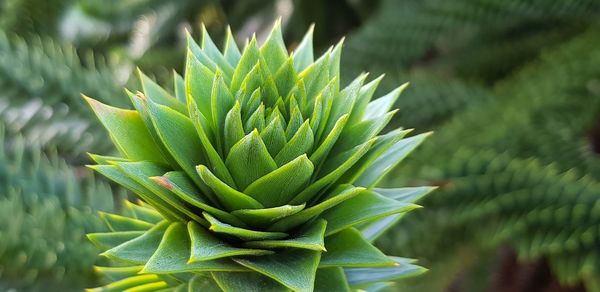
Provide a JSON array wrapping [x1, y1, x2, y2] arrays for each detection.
[[188, 221, 272, 262], [84, 97, 166, 163], [103, 221, 169, 264], [319, 190, 420, 235], [212, 272, 288, 292], [320, 228, 395, 267], [201, 25, 235, 79], [315, 268, 351, 292], [152, 172, 245, 226], [363, 83, 408, 120], [275, 121, 314, 166], [345, 257, 427, 287], [224, 101, 245, 156], [354, 133, 431, 187], [269, 185, 366, 232], [88, 231, 145, 250], [90, 165, 184, 221], [115, 161, 207, 224], [225, 130, 277, 190], [245, 219, 326, 251], [244, 155, 314, 207], [223, 27, 241, 66], [232, 204, 306, 228], [99, 212, 154, 232], [234, 249, 321, 292], [146, 100, 208, 188], [291, 139, 374, 204], [138, 69, 187, 114], [185, 50, 215, 119], [293, 25, 314, 72], [142, 223, 247, 274], [260, 20, 288, 73], [197, 165, 263, 211], [231, 37, 260, 93], [204, 212, 287, 241]]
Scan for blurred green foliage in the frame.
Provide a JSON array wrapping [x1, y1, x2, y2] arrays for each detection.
[[1, 0, 599, 290]]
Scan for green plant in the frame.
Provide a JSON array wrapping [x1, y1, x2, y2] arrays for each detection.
[[85, 21, 432, 291]]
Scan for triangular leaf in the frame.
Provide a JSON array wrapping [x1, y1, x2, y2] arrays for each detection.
[[245, 219, 326, 251], [244, 155, 314, 207], [234, 249, 321, 292], [188, 221, 272, 262], [320, 228, 396, 267]]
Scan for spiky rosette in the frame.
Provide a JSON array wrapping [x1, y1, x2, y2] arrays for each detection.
[[85, 21, 433, 291]]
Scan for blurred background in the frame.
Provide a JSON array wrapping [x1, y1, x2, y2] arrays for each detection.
[[1, 0, 600, 291]]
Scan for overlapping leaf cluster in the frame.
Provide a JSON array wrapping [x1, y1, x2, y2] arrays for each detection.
[[85, 22, 431, 291]]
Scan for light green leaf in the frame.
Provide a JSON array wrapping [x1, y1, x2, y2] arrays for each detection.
[[292, 139, 374, 204], [189, 101, 236, 188], [225, 130, 278, 190], [245, 219, 326, 251], [99, 212, 154, 232], [123, 201, 163, 224], [146, 100, 208, 189], [234, 249, 321, 292], [151, 172, 245, 226], [115, 161, 207, 224], [353, 133, 431, 187], [223, 26, 241, 66], [185, 50, 215, 119], [212, 272, 288, 292], [309, 114, 349, 167], [89, 275, 166, 292], [260, 19, 288, 74], [320, 228, 396, 267], [204, 212, 287, 241], [201, 25, 235, 79], [322, 74, 365, 135], [348, 75, 385, 125], [293, 24, 314, 72], [260, 111, 287, 156], [275, 121, 314, 166], [138, 69, 187, 114], [270, 185, 366, 232], [232, 204, 306, 228], [359, 187, 436, 242], [142, 223, 247, 274], [173, 72, 186, 103], [298, 49, 329, 103], [340, 128, 412, 184], [197, 165, 263, 211], [274, 57, 297, 97], [188, 275, 223, 292], [363, 83, 408, 120], [244, 155, 314, 207], [84, 96, 166, 163], [224, 101, 245, 156], [89, 165, 184, 221], [231, 37, 260, 93], [314, 268, 351, 292], [345, 257, 427, 287], [334, 110, 397, 153], [93, 266, 144, 282], [102, 221, 169, 264], [244, 103, 266, 133], [210, 70, 235, 153], [188, 221, 272, 262], [127, 91, 180, 168], [319, 190, 420, 235]]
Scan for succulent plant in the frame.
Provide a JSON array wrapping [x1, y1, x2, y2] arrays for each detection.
[[84, 21, 433, 291]]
